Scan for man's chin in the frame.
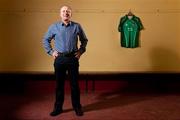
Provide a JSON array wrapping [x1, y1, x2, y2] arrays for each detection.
[[64, 19, 70, 22]]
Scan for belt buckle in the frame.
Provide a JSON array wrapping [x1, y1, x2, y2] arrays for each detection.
[[65, 53, 70, 57], [64, 52, 74, 57]]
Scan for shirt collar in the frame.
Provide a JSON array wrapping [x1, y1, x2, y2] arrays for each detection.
[[60, 21, 72, 26], [126, 14, 135, 19]]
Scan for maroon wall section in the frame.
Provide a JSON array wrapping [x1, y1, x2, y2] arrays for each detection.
[[0, 73, 180, 94]]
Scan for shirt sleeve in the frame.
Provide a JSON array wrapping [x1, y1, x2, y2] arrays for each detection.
[[136, 17, 144, 30], [43, 24, 55, 56], [118, 17, 125, 32], [78, 24, 88, 54]]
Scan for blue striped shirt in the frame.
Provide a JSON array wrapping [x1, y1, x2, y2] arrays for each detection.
[[43, 21, 88, 55]]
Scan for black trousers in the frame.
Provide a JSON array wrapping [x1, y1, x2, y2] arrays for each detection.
[[53, 56, 81, 109]]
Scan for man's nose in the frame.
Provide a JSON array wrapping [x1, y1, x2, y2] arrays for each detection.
[[65, 11, 68, 13]]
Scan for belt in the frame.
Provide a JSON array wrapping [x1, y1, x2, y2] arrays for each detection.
[[58, 51, 75, 57]]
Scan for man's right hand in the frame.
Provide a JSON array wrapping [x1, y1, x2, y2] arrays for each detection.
[[52, 51, 58, 59]]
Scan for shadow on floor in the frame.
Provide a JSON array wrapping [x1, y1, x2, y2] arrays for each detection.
[[83, 81, 180, 112]]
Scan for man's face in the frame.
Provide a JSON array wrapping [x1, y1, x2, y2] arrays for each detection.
[[60, 6, 72, 22]]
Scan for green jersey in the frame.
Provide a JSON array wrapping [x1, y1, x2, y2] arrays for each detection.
[[118, 15, 143, 48]]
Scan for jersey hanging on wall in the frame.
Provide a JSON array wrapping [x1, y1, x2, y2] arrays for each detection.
[[118, 14, 143, 48]]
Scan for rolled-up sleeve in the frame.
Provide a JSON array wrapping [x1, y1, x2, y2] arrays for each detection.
[[78, 24, 88, 54], [43, 24, 55, 55]]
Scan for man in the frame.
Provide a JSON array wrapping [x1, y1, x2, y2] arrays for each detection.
[[43, 5, 88, 117]]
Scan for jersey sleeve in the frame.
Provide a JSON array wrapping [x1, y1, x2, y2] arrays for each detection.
[[137, 17, 144, 30], [118, 17, 126, 32]]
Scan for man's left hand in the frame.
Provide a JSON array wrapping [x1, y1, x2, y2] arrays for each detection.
[[74, 51, 82, 59]]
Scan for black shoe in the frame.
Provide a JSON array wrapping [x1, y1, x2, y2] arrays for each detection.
[[50, 109, 63, 116], [74, 108, 84, 116]]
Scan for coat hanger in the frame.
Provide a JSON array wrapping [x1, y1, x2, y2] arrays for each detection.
[[127, 9, 133, 16]]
